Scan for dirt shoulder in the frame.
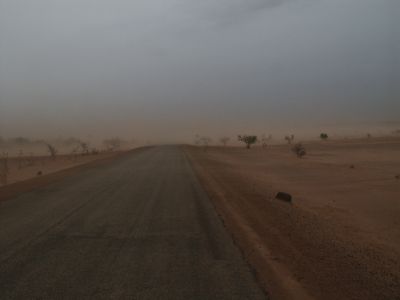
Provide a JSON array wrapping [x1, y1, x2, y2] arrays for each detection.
[[0, 148, 146, 202], [185, 138, 400, 300]]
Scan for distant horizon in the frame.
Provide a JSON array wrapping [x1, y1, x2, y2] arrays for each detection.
[[1, 120, 399, 147]]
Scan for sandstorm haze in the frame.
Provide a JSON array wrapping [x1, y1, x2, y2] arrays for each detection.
[[0, 0, 399, 143]]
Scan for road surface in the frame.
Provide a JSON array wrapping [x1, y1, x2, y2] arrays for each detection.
[[0, 146, 266, 299]]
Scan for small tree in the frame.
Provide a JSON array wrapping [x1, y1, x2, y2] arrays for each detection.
[[285, 134, 295, 144], [238, 135, 258, 149], [219, 137, 230, 147], [292, 143, 306, 158], [320, 133, 328, 140]]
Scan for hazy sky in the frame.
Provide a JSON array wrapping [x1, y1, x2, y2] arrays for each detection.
[[0, 0, 399, 142]]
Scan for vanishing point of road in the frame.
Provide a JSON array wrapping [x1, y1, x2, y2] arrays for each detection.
[[0, 146, 266, 299]]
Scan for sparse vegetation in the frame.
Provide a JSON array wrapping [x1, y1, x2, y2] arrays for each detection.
[[292, 143, 306, 158], [0, 135, 125, 186], [238, 135, 258, 149], [187, 136, 400, 299], [320, 133, 329, 140]]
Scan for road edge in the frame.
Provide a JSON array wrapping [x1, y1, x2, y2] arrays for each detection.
[[183, 145, 313, 300], [0, 147, 151, 202]]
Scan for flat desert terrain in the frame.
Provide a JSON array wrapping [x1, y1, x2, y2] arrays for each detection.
[[186, 137, 400, 300]]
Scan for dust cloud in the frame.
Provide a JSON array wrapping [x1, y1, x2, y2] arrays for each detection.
[[0, 0, 399, 145]]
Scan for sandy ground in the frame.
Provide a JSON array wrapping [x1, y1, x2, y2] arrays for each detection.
[[0, 152, 119, 187], [185, 137, 400, 300]]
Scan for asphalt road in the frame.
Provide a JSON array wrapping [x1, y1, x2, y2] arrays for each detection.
[[0, 146, 266, 299]]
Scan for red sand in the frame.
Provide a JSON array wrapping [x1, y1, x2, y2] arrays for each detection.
[[186, 137, 400, 300]]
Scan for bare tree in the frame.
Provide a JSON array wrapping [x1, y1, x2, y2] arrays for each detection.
[[46, 143, 57, 160], [219, 137, 230, 147], [238, 135, 258, 149], [285, 134, 295, 144]]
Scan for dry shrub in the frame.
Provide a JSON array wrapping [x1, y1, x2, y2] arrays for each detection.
[[292, 143, 306, 158]]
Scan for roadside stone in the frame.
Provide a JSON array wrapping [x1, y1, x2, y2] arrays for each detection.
[[275, 192, 292, 203]]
